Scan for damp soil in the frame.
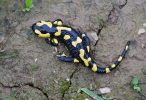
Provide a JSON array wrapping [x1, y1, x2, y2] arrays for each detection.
[[0, 0, 146, 100]]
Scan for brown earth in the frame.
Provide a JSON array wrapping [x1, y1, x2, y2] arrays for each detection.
[[0, 0, 146, 100]]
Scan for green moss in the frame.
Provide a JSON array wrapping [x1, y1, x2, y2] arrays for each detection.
[[0, 0, 8, 5], [11, 91, 21, 100], [43, 78, 70, 94], [65, 94, 85, 100], [29, 65, 40, 72], [49, 0, 61, 5], [100, 35, 105, 40], [119, 86, 125, 92], [123, 94, 131, 99], [74, 94, 85, 100], [66, 95, 72, 100], [60, 86, 68, 93], [60, 81, 70, 93], [42, 88, 50, 94], [69, 87, 76, 92], [43, 84, 55, 93]]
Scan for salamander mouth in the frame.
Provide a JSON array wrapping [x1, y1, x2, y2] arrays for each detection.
[[31, 23, 39, 36], [31, 23, 36, 31]]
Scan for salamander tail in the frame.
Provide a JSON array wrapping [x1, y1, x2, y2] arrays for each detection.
[[93, 41, 130, 74]]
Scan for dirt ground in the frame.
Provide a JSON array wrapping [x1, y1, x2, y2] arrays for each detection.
[[0, 0, 146, 100]]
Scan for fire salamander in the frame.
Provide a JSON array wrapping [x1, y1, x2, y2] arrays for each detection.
[[32, 19, 130, 74]]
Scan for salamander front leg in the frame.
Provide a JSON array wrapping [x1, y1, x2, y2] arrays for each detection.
[[57, 52, 79, 63], [45, 38, 59, 46]]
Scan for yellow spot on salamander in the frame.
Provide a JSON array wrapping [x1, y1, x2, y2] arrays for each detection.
[[72, 42, 76, 47], [36, 21, 52, 28], [74, 59, 79, 63], [72, 37, 82, 47], [76, 37, 82, 43], [64, 35, 70, 40], [79, 49, 88, 66], [84, 60, 89, 66], [111, 64, 116, 68], [39, 33, 50, 38], [106, 68, 111, 73], [53, 21, 57, 25], [57, 27, 71, 31], [79, 49, 84, 56], [58, 21, 63, 26], [79, 49, 90, 66], [126, 46, 129, 50], [36, 23, 43, 27], [35, 29, 41, 34], [92, 63, 97, 72], [86, 46, 90, 52], [35, 29, 50, 38], [41, 21, 52, 28], [82, 34, 85, 37], [54, 21, 62, 25], [118, 56, 122, 61], [55, 27, 71, 36], [54, 31, 61, 36], [87, 57, 91, 62]]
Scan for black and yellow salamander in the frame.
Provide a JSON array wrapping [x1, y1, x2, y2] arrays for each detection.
[[32, 19, 130, 74]]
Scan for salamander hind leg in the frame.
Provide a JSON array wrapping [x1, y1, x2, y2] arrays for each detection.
[[78, 31, 90, 53], [57, 52, 79, 63]]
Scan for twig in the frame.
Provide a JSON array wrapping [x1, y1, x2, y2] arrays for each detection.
[[0, 29, 15, 51]]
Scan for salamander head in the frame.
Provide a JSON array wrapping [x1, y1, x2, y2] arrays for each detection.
[[32, 20, 57, 38]]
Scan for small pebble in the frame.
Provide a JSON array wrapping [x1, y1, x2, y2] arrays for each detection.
[[52, 70, 56, 74], [99, 87, 111, 94], [138, 28, 145, 35], [11, 22, 18, 27], [54, 79, 58, 83], [87, 31, 98, 44], [66, 78, 70, 81], [55, 47, 57, 52], [0, 49, 5, 52], [141, 43, 145, 48], [89, 84, 93, 90], [143, 23, 146, 27], [34, 58, 37, 62]]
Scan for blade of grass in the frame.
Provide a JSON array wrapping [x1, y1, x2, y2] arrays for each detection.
[[139, 91, 146, 98], [0, 54, 17, 59], [78, 88, 104, 100], [96, 16, 105, 26]]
